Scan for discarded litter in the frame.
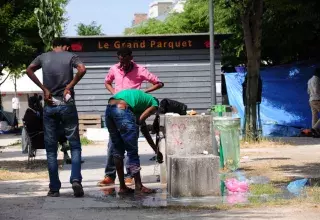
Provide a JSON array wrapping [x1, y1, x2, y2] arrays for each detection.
[[226, 192, 249, 204], [287, 178, 308, 195], [225, 178, 249, 193], [202, 150, 208, 155]]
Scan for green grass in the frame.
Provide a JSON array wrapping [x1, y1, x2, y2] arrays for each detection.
[[80, 136, 93, 146], [249, 184, 281, 196]]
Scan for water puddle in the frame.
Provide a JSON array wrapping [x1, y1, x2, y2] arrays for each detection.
[[85, 175, 320, 208]]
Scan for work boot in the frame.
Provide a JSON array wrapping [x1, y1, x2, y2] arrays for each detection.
[[125, 177, 134, 185], [72, 181, 84, 198], [47, 190, 60, 197], [97, 176, 115, 187]]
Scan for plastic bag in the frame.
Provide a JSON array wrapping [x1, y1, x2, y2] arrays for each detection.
[[225, 178, 249, 193], [287, 178, 308, 195]]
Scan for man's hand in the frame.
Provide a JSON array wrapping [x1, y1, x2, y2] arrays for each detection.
[[156, 151, 163, 164], [63, 87, 71, 97], [43, 88, 53, 105]]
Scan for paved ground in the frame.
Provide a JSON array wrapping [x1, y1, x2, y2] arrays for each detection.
[[0, 134, 21, 147], [1, 134, 320, 219]]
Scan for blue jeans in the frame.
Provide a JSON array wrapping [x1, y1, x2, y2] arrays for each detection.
[[105, 105, 140, 175], [43, 103, 82, 191], [104, 139, 132, 180]]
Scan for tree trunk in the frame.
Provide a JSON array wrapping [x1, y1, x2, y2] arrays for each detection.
[[14, 76, 17, 96], [241, 0, 263, 141]]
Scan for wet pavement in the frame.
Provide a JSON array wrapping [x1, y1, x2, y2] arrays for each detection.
[[1, 138, 320, 219]]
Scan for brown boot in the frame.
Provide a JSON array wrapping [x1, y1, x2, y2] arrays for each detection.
[[97, 176, 115, 187], [124, 177, 134, 186]]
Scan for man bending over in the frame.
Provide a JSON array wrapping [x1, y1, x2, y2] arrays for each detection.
[[105, 89, 160, 194]]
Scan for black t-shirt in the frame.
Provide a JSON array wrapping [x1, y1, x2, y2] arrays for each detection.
[[31, 51, 83, 97]]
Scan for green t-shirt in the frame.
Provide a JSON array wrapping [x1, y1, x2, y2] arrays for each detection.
[[111, 89, 159, 115]]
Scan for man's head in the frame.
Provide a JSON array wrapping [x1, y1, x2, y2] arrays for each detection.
[[117, 47, 133, 69], [52, 38, 71, 51]]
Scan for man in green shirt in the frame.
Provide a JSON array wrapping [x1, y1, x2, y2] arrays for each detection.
[[105, 89, 159, 194]]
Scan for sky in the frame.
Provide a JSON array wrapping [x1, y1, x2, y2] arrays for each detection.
[[65, 0, 157, 36]]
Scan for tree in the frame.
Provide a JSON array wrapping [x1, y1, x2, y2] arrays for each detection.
[[76, 21, 104, 36], [0, 1, 44, 71], [34, 0, 68, 51], [236, 0, 263, 141], [128, 0, 246, 65]]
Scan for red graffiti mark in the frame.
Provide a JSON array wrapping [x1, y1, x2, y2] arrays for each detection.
[[204, 40, 220, 49], [71, 42, 83, 51], [171, 124, 186, 146]]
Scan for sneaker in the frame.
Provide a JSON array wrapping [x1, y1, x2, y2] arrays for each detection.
[[97, 176, 115, 187], [47, 190, 60, 197], [125, 177, 134, 185], [72, 181, 84, 197]]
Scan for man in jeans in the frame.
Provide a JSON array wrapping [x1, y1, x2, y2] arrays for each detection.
[[26, 38, 86, 197], [106, 89, 160, 194], [98, 47, 163, 186]]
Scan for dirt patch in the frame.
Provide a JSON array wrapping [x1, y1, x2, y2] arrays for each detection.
[[0, 160, 62, 181], [241, 138, 291, 149]]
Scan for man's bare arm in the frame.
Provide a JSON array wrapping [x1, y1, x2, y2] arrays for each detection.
[[105, 82, 116, 95], [65, 64, 86, 90], [144, 82, 164, 93], [140, 123, 157, 153], [139, 106, 157, 123], [26, 64, 53, 104], [26, 64, 48, 92]]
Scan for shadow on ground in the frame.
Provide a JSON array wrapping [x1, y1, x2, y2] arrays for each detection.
[[274, 162, 320, 178]]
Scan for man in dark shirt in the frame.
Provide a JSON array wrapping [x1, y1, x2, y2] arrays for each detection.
[[26, 38, 86, 198]]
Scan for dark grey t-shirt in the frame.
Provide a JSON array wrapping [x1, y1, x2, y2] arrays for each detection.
[[31, 51, 83, 97]]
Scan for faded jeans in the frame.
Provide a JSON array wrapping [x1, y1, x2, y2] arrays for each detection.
[[104, 139, 132, 180], [105, 105, 141, 176], [43, 102, 82, 191]]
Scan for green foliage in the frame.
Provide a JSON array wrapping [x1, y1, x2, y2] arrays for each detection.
[[0, 1, 44, 72], [80, 137, 93, 146], [129, 0, 245, 65], [34, 0, 68, 51], [128, 0, 320, 66], [76, 21, 104, 36], [262, 0, 320, 65]]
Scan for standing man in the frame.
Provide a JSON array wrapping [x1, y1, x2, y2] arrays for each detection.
[[26, 38, 86, 197], [106, 89, 160, 194], [308, 68, 320, 137], [98, 47, 163, 186], [12, 95, 20, 129]]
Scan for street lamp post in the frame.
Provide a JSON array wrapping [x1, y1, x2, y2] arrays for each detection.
[[209, 0, 216, 105], [209, 0, 219, 156], [0, 63, 4, 120]]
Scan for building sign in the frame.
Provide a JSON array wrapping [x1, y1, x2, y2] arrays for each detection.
[[69, 34, 227, 52]]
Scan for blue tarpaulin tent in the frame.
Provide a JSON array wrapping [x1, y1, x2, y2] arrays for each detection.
[[224, 63, 320, 137]]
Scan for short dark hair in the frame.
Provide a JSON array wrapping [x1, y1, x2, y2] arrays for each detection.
[[52, 37, 71, 47], [117, 47, 132, 57]]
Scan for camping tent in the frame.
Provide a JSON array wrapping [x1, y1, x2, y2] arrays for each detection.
[[224, 62, 320, 137]]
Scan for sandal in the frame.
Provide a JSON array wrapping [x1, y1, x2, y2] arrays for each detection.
[[118, 187, 135, 195], [135, 186, 157, 194]]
